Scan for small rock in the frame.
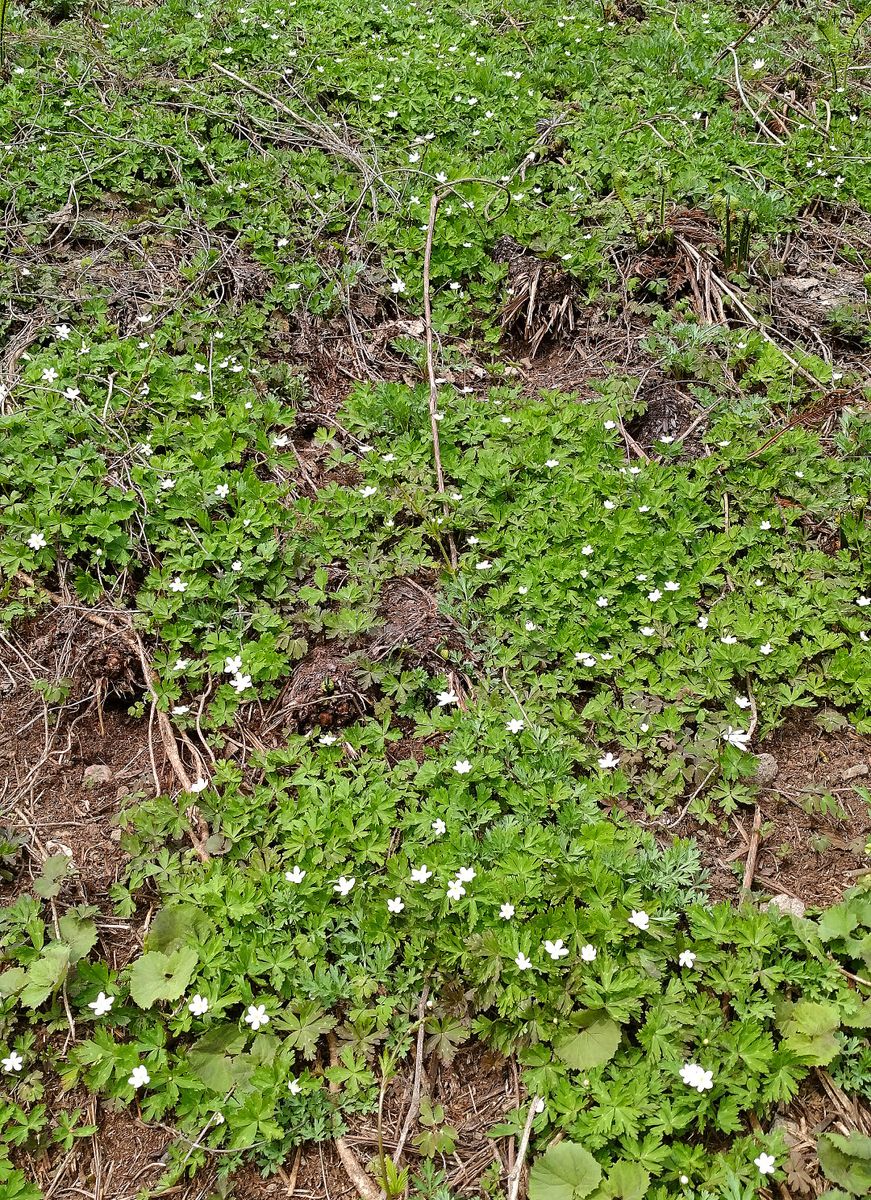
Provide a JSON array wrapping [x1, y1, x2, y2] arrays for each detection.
[[109, 828, 122, 842], [768, 893, 806, 919], [82, 764, 113, 786], [841, 762, 869, 781], [753, 753, 779, 786]]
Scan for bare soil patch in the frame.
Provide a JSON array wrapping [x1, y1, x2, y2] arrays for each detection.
[[690, 714, 871, 907]]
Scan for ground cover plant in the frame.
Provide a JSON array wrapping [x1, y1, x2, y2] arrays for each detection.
[[1, 1, 871, 1198]]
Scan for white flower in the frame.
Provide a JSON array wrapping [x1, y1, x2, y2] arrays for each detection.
[[475, 560, 492, 570], [224, 655, 242, 674], [698, 615, 709, 629], [55, 323, 71, 340], [751, 58, 765, 70], [456, 866, 475, 883], [272, 434, 289, 447], [41, 367, 59, 383], [858, 596, 871, 608], [231, 560, 242, 572], [640, 627, 655, 637], [544, 939, 569, 960], [173, 658, 189, 671], [581, 544, 594, 556], [390, 279, 406, 294], [760, 520, 771, 530], [244, 1004, 270, 1031], [334, 876, 355, 896], [679, 1062, 713, 1092], [359, 485, 378, 498], [597, 752, 620, 770], [447, 879, 466, 901], [410, 865, 432, 883], [64, 387, 80, 400], [432, 818, 446, 836], [188, 778, 209, 794], [287, 1078, 302, 1095], [86, 990, 116, 1018], [387, 896, 404, 914], [735, 696, 751, 709], [678, 951, 696, 969], [160, 477, 175, 491], [319, 733, 337, 745], [722, 727, 751, 751], [285, 865, 306, 883], [172, 706, 190, 716], [581, 944, 596, 962], [545, 459, 559, 468], [2, 1050, 24, 1072], [27, 531, 47, 551], [604, 420, 617, 430], [596, 596, 609, 608], [437, 690, 458, 707], [170, 576, 187, 593], [215, 483, 229, 498], [453, 759, 471, 774], [664, 581, 680, 591], [500, 903, 515, 919], [628, 910, 650, 931], [506, 718, 524, 733], [524, 620, 537, 631], [648, 589, 662, 602], [603, 500, 615, 510], [230, 672, 252, 693], [720, 635, 737, 645], [760, 642, 773, 655], [188, 994, 210, 1016], [754, 1153, 776, 1176], [514, 951, 532, 970]]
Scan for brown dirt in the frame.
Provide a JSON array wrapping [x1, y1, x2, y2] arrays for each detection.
[[687, 714, 871, 907], [0, 607, 152, 918]]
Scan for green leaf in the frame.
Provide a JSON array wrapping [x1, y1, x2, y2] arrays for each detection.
[[20, 943, 72, 1008], [594, 1161, 650, 1200], [57, 914, 97, 963], [556, 1012, 621, 1071], [0, 967, 27, 998], [529, 1143, 603, 1200], [278, 1000, 336, 1059], [129, 947, 198, 1008], [818, 1132, 871, 1195], [145, 904, 205, 953], [33, 854, 73, 899]]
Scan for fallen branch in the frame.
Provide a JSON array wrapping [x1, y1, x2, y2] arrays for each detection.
[[506, 1096, 541, 1200], [741, 805, 763, 893], [327, 1034, 385, 1200], [393, 984, 430, 1164]]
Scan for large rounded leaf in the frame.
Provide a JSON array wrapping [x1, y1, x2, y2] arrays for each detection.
[[529, 1143, 603, 1200], [556, 1012, 621, 1071]]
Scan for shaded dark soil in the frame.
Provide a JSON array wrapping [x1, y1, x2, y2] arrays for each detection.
[[689, 714, 871, 907]]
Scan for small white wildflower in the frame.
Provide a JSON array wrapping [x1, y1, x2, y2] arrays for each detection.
[[544, 939, 569, 960], [453, 759, 472, 774], [678, 950, 696, 969], [244, 1004, 270, 1031], [285, 865, 306, 883], [334, 876, 355, 896], [128, 1064, 150, 1088], [628, 910, 650, 931], [581, 944, 596, 962], [188, 994, 210, 1016], [514, 951, 532, 970], [387, 896, 404, 914], [500, 903, 515, 919], [87, 992, 115, 1017]]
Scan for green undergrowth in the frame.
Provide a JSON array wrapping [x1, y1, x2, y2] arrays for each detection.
[[2, 1, 871, 1198]]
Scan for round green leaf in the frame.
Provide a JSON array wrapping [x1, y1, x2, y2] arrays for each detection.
[[529, 1142, 603, 1200], [556, 1012, 621, 1071]]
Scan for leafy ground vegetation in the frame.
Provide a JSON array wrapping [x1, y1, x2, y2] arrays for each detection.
[[1, 0, 871, 1198]]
